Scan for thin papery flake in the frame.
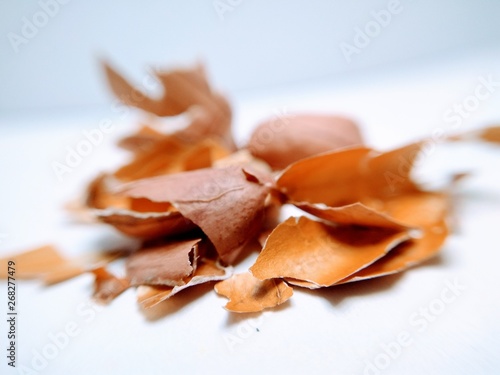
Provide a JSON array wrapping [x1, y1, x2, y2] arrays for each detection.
[[0, 245, 88, 285], [338, 192, 450, 282], [102, 61, 235, 150], [92, 267, 130, 304], [95, 209, 196, 239], [247, 114, 363, 170], [277, 142, 423, 207], [449, 125, 500, 145], [215, 272, 293, 313], [294, 202, 412, 231], [119, 166, 271, 264], [137, 259, 231, 309], [0, 245, 72, 279], [114, 137, 230, 182], [126, 238, 201, 286], [339, 219, 448, 283], [250, 216, 409, 288], [0, 245, 125, 285]]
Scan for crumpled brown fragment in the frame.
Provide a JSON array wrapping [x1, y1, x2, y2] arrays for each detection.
[[277, 147, 371, 206], [85, 175, 197, 239], [339, 220, 447, 283], [213, 149, 272, 176], [102, 61, 235, 150], [0, 245, 125, 285], [95, 208, 196, 239], [250, 216, 409, 288], [448, 125, 500, 144], [0, 245, 83, 283], [119, 166, 271, 264], [86, 174, 129, 210], [277, 142, 422, 208], [137, 258, 231, 309], [114, 137, 230, 182], [126, 239, 201, 286], [339, 192, 449, 282], [247, 114, 363, 170], [214, 272, 293, 313], [293, 202, 412, 231], [117, 125, 165, 153], [478, 125, 500, 143], [91, 267, 130, 304]]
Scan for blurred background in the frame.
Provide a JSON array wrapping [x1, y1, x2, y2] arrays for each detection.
[[1, 0, 500, 113]]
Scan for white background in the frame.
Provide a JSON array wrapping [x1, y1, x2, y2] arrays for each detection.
[[1, 1, 500, 374], [1, 0, 500, 112]]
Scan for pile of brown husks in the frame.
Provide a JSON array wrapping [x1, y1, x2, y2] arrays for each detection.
[[2, 62, 499, 313]]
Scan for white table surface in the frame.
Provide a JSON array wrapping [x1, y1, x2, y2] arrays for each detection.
[[1, 45, 500, 375]]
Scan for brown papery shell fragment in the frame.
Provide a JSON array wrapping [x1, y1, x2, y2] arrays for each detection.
[[0, 245, 83, 283], [120, 166, 271, 264], [115, 137, 230, 182], [92, 267, 130, 304], [137, 259, 230, 309], [95, 209, 196, 239], [294, 202, 412, 231], [102, 62, 235, 150], [126, 239, 201, 286], [215, 272, 293, 313], [277, 147, 372, 206], [250, 216, 409, 288], [248, 114, 363, 170], [478, 125, 500, 143], [339, 192, 449, 282], [277, 142, 423, 207], [339, 220, 447, 283]]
